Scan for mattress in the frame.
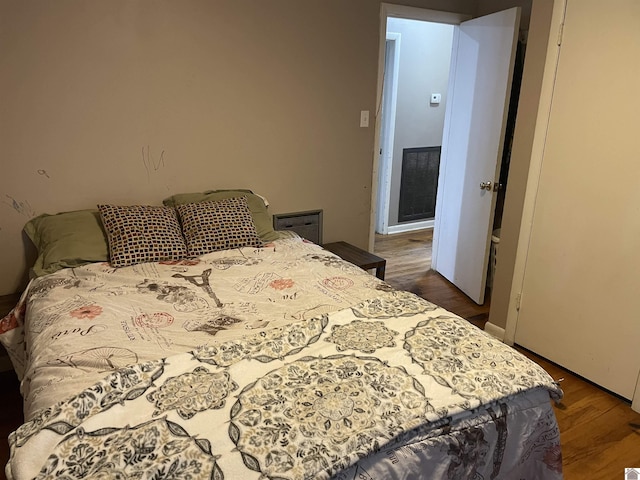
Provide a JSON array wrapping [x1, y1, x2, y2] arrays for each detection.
[[0, 236, 563, 479]]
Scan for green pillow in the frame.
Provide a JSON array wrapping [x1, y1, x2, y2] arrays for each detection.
[[24, 209, 109, 276], [163, 190, 280, 242]]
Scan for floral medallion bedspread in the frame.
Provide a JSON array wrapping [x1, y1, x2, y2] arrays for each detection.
[[1, 237, 390, 419], [5, 290, 563, 480], [1, 236, 564, 479]]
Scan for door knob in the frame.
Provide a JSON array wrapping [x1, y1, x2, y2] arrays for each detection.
[[480, 181, 492, 191]]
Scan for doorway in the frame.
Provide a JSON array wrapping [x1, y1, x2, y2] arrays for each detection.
[[375, 18, 455, 235], [370, 4, 523, 308]]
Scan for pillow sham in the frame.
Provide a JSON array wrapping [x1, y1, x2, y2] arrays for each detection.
[[163, 189, 280, 242], [176, 196, 263, 256], [24, 209, 109, 276], [98, 204, 187, 267]]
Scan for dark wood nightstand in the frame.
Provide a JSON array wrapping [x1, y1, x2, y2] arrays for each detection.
[[322, 241, 386, 280], [273, 210, 323, 244]]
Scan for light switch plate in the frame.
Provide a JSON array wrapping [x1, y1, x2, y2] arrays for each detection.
[[360, 110, 369, 127]]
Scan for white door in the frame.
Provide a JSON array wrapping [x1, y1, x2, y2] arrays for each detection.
[[432, 7, 520, 305], [514, 0, 640, 401]]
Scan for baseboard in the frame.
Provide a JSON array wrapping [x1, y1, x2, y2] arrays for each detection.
[[484, 322, 505, 342], [386, 220, 434, 234]]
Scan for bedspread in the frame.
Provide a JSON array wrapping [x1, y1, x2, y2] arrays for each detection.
[[1, 237, 387, 419], [7, 291, 562, 479], [0, 236, 564, 479]]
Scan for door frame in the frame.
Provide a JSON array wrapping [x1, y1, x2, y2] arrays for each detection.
[[502, 0, 566, 346], [368, 3, 469, 251], [375, 32, 401, 235]]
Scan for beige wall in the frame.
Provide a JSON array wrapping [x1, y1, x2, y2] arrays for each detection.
[[0, 0, 477, 295], [487, 0, 554, 331]]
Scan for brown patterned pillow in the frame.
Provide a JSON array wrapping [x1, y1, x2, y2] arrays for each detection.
[[98, 204, 187, 267], [176, 197, 263, 256]]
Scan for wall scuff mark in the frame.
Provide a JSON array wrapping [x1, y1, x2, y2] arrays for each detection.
[[142, 146, 166, 182], [2, 195, 36, 218]]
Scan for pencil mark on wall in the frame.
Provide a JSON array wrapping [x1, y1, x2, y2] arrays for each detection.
[[142, 146, 165, 182], [37, 169, 50, 179], [2, 195, 35, 218]]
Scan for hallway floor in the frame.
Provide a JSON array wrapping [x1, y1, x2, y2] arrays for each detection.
[[374, 228, 490, 328]]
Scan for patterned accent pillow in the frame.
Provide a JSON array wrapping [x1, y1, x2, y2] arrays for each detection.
[[98, 204, 187, 267], [176, 197, 263, 256]]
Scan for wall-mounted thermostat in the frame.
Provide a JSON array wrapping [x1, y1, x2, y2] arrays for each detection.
[[430, 93, 442, 105]]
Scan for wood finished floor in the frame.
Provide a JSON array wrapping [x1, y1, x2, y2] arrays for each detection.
[[374, 228, 490, 328], [375, 229, 640, 479], [0, 233, 638, 479]]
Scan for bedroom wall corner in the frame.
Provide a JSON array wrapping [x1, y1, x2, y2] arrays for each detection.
[[485, 0, 556, 335]]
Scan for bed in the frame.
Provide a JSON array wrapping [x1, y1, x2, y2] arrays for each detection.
[[0, 190, 564, 479]]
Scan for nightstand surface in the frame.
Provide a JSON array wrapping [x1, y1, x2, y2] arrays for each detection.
[[322, 241, 386, 280]]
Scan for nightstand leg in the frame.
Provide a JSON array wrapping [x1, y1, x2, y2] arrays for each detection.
[[376, 263, 386, 280]]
